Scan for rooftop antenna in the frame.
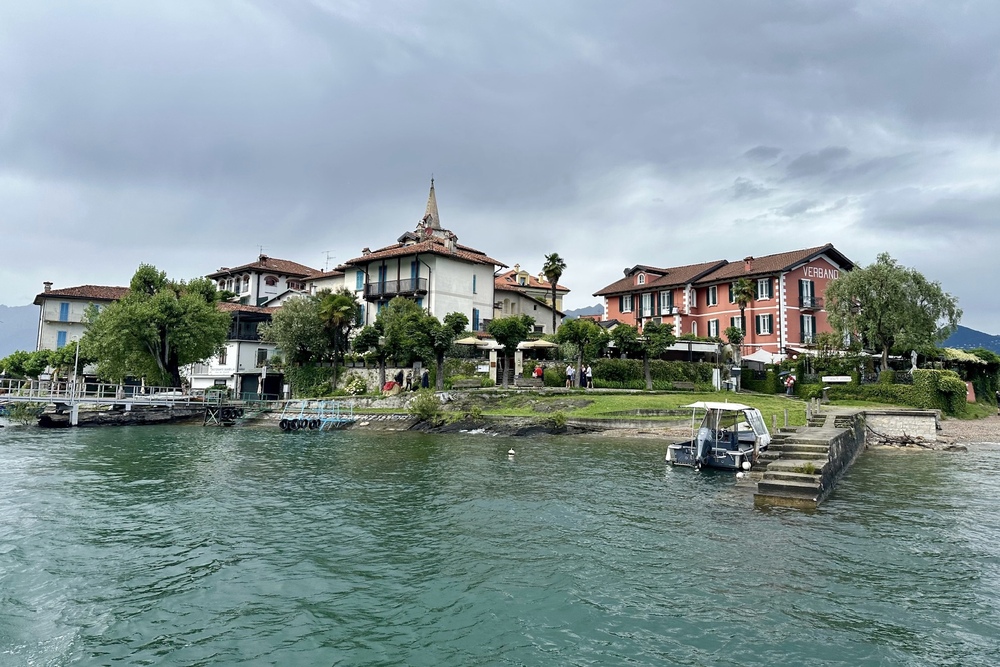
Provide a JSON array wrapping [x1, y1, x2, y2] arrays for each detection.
[[323, 251, 336, 272]]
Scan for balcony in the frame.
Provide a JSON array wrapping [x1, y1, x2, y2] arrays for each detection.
[[799, 295, 823, 310], [364, 278, 429, 301], [801, 333, 816, 345]]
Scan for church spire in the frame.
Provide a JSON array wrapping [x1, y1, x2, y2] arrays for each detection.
[[423, 177, 441, 230]]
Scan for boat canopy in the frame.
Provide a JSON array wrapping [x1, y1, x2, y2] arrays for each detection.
[[683, 401, 752, 412]]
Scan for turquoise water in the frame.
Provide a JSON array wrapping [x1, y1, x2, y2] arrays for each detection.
[[1, 424, 999, 666]]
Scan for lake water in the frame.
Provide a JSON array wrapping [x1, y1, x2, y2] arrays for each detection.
[[2, 424, 999, 665]]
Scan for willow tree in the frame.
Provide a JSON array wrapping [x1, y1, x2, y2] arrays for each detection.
[[826, 252, 961, 368], [83, 264, 230, 386], [542, 253, 567, 334]]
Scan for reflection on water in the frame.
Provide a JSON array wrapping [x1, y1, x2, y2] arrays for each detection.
[[1, 426, 999, 666]]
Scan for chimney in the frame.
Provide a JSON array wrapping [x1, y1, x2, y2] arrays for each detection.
[[744, 256, 754, 272], [514, 263, 520, 273], [258, 253, 269, 263], [362, 247, 371, 256], [43, 281, 52, 292]]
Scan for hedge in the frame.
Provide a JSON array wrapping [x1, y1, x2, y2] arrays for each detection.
[[592, 359, 714, 386], [826, 369, 968, 416]]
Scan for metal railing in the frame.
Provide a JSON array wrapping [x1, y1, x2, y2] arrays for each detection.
[[0, 378, 207, 404], [363, 278, 428, 300], [799, 295, 823, 309]]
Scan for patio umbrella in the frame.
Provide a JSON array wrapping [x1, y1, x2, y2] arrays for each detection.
[[454, 336, 482, 346], [517, 339, 560, 350]]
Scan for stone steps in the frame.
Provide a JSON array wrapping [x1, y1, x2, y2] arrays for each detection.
[[757, 479, 822, 499], [763, 470, 824, 483]]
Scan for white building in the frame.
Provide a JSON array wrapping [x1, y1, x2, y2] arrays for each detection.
[[184, 303, 284, 398], [343, 180, 506, 330], [494, 265, 569, 335], [33, 282, 128, 351], [207, 254, 319, 307]]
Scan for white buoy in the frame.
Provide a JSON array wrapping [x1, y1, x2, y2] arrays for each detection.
[[736, 471, 745, 479], [508, 448, 516, 456], [741, 461, 751, 470]]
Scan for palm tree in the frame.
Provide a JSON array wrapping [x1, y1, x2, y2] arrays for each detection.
[[317, 289, 361, 389], [542, 253, 567, 335], [732, 278, 755, 334]]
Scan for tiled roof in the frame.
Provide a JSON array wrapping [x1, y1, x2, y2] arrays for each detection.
[[207, 255, 319, 279], [593, 260, 727, 297], [33, 285, 129, 305], [345, 237, 506, 268], [303, 269, 346, 282], [495, 269, 569, 293], [695, 244, 853, 283]]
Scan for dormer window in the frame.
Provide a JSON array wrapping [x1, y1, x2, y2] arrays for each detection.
[[637, 274, 646, 285]]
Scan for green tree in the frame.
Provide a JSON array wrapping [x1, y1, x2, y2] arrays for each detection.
[[638, 320, 676, 390], [379, 297, 429, 366], [724, 326, 745, 364], [317, 288, 361, 389], [610, 324, 641, 360], [83, 265, 230, 386], [487, 315, 533, 388], [0, 349, 52, 379], [826, 252, 962, 369], [424, 311, 469, 390], [353, 322, 387, 388], [542, 252, 567, 334], [259, 295, 328, 365], [556, 318, 606, 387]]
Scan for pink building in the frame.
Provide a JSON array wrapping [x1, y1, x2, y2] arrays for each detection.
[[594, 244, 854, 358]]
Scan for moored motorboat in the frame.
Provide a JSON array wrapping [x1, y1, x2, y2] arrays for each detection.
[[665, 401, 770, 471]]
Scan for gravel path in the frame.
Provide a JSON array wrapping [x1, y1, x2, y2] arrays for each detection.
[[939, 414, 1000, 444]]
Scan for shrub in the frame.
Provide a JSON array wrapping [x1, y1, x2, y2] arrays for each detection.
[[543, 367, 565, 387], [284, 364, 339, 398], [343, 374, 368, 395], [549, 411, 568, 430], [408, 390, 443, 424], [4, 402, 44, 425]]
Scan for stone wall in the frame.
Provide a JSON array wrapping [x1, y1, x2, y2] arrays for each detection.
[[864, 410, 939, 442]]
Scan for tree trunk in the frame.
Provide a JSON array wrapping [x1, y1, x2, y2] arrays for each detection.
[[643, 352, 652, 391], [882, 347, 890, 372], [378, 357, 386, 389], [502, 355, 510, 389], [436, 352, 445, 391], [576, 354, 583, 388]]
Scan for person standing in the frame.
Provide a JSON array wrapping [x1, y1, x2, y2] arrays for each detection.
[[565, 364, 574, 388], [784, 374, 796, 396], [585, 364, 594, 389]]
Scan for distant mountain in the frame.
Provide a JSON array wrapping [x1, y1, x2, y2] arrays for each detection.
[[0, 304, 37, 358], [943, 325, 1000, 354], [564, 304, 604, 320]]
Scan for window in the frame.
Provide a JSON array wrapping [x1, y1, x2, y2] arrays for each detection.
[[218, 347, 227, 365], [691, 321, 698, 336], [473, 308, 480, 331], [256, 348, 268, 366], [264, 276, 278, 287], [660, 291, 674, 315], [708, 319, 719, 338], [755, 314, 774, 335], [801, 314, 817, 344], [637, 274, 646, 285], [731, 316, 744, 331], [799, 279, 816, 308], [756, 278, 772, 300], [641, 292, 653, 317], [356, 271, 364, 290], [729, 283, 736, 303], [620, 295, 633, 313], [356, 305, 365, 326], [59, 302, 70, 322], [242, 275, 250, 292], [56, 331, 67, 348], [689, 288, 697, 309], [473, 274, 477, 294], [706, 285, 718, 307]]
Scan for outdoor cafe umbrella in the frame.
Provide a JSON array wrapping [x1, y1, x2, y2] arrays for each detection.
[[454, 336, 482, 346], [517, 339, 560, 350]]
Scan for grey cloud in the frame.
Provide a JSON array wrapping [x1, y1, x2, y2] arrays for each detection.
[[744, 146, 782, 162], [730, 177, 773, 200], [774, 199, 820, 217], [785, 147, 851, 179]]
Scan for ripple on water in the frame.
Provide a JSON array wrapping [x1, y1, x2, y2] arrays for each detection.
[[2, 426, 1000, 665]]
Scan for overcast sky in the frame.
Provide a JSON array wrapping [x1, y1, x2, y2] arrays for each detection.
[[2, 1, 998, 332]]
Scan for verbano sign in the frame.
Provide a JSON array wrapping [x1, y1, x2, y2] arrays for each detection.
[[803, 266, 839, 280]]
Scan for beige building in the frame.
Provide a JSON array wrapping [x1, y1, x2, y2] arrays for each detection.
[[33, 283, 128, 351]]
